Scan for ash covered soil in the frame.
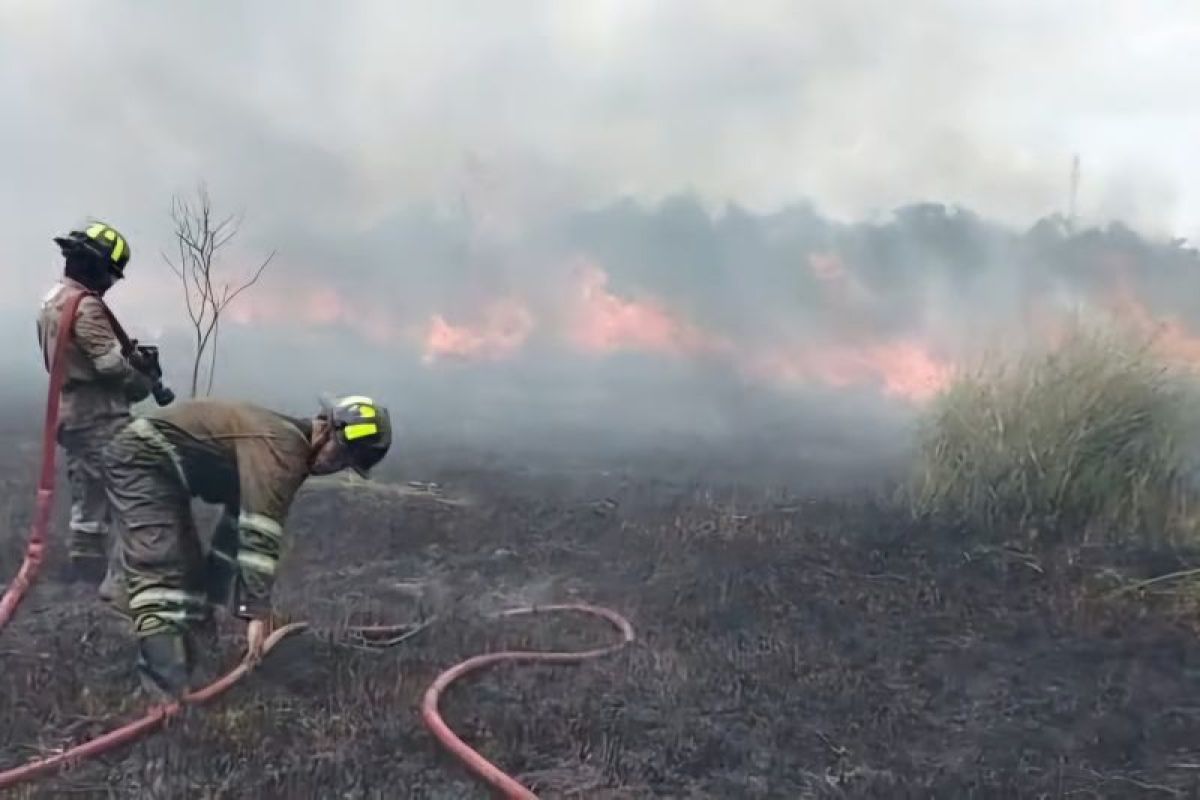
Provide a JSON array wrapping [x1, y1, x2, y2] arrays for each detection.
[[4, 437, 1200, 798]]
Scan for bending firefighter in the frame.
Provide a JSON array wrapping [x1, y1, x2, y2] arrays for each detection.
[[37, 222, 155, 591], [103, 395, 391, 698]]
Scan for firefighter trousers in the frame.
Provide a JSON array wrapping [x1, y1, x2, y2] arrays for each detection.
[[103, 418, 211, 638], [57, 415, 130, 580]]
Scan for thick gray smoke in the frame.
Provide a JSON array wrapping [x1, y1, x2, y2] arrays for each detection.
[[7, 196, 1199, 488], [2, 1, 1197, 481]]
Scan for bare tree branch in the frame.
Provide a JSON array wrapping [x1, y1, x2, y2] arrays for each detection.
[[161, 182, 275, 398], [222, 250, 276, 308], [205, 316, 220, 396]]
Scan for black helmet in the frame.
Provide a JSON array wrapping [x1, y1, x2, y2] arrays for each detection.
[[322, 395, 392, 477], [54, 221, 131, 278]]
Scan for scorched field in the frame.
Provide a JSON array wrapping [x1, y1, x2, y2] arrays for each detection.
[[3, 430, 1200, 799]]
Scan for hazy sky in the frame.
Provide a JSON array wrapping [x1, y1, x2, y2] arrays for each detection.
[[1, 0, 1198, 438], [2, 2, 1197, 249]]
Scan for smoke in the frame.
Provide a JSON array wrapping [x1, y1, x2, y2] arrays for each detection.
[[3, 1, 1199, 478], [10, 192, 1200, 489], [1, 3, 1196, 260]]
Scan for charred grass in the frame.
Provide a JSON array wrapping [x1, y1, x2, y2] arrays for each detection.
[[4, 442, 1200, 797]]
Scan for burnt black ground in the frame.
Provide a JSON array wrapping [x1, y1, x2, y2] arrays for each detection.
[[4, 434, 1200, 798]]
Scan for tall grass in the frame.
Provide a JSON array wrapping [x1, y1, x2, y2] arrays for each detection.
[[910, 321, 1200, 544]]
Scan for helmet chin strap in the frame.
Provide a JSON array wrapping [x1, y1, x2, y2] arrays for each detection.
[[307, 420, 334, 470]]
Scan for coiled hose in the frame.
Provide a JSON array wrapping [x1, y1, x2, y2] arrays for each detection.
[[421, 603, 635, 799], [0, 608, 634, 795]]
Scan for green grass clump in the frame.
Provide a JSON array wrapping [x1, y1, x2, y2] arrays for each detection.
[[910, 322, 1200, 544]]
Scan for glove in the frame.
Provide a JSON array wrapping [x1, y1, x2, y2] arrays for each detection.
[[232, 577, 272, 621], [245, 618, 271, 665], [130, 345, 163, 379]]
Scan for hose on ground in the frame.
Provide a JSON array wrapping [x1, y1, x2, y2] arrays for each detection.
[[0, 606, 634, 795], [421, 603, 635, 799], [0, 621, 310, 790]]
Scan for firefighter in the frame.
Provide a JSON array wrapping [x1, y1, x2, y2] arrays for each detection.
[[37, 221, 154, 595], [103, 394, 392, 698]]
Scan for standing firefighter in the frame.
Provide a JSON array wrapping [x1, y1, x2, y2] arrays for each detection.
[[103, 395, 391, 698], [37, 222, 154, 592]]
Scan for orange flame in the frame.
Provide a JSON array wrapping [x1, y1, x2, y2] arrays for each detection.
[[1106, 286, 1200, 367], [421, 297, 535, 364], [219, 258, 960, 404], [567, 262, 724, 355], [861, 341, 956, 402], [808, 252, 847, 283], [751, 339, 954, 403], [228, 287, 348, 327], [1147, 318, 1200, 365]]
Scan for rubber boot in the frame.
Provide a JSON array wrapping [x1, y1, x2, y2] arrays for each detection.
[[98, 544, 132, 618], [136, 628, 192, 702], [202, 548, 237, 610], [68, 552, 108, 586], [98, 570, 131, 620], [186, 607, 223, 685], [67, 525, 110, 585]]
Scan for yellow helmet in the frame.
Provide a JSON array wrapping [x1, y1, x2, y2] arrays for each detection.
[[321, 395, 392, 477], [54, 221, 131, 277]]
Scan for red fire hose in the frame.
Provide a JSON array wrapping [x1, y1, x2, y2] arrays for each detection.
[[0, 290, 88, 630], [0, 620, 310, 789], [0, 604, 634, 794], [421, 603, 636, 799], [1, 290, 635, 797]]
